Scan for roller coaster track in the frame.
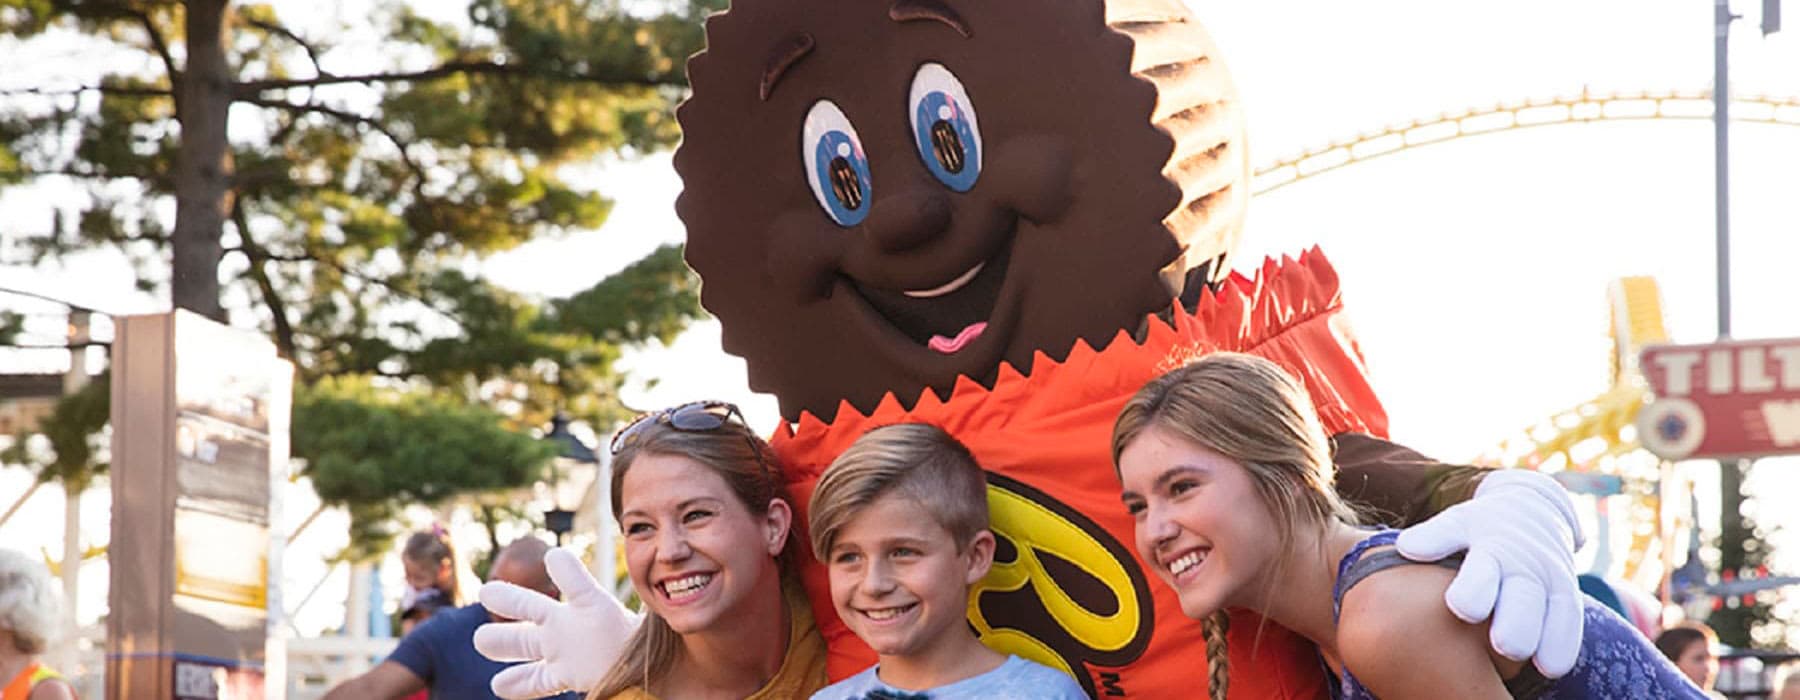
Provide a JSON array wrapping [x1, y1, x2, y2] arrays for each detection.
[[1252, 90, 1800, 195], [1477, 277, 1672, 583], [1479, 277, 1668, 472]]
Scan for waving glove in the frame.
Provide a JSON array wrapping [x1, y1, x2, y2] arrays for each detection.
[[1395, 469, 1586, 678], [474, 547, 643, 699]]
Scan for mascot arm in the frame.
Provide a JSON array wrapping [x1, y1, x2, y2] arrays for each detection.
[[1333, 432, 1586, 680], [474, 548, 644, 699], [1331, 432, 1486, 526]]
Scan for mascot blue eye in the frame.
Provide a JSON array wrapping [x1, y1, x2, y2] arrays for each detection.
[[801, 100, 873, 227], [908, 63, 981, 192]]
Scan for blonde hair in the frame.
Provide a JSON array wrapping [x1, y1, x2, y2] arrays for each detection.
[[589, 414, 796, 700], [808, 423, 989, 559], [0, 548, 61, 655], [1111, 352, 1363, 700]]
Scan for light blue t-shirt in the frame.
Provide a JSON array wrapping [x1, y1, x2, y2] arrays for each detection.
[[809, 655, 1087, 700]]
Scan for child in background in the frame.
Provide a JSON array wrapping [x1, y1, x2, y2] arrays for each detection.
[[806, 423, 1086, 700], [400, 527, 463, 608]]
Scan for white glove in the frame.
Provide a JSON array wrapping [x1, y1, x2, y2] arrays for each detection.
[[474, 547, 643, 699], [1394, 469, 1586, 678]]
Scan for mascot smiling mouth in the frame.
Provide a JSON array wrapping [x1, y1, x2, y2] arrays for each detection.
[[852, 242, 1011, 356]]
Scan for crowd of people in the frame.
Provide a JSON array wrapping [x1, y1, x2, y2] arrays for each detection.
[[4, 357, 1798, 700]]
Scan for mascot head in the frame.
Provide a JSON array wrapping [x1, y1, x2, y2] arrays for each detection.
[[678, 0, 1248, 422]]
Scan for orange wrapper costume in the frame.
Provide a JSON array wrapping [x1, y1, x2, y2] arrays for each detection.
[[773, 252, 1387, 697]]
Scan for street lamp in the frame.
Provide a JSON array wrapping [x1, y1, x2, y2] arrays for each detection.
[[542, 412, 595, 546]]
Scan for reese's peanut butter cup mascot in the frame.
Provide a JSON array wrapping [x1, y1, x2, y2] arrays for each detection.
[[474, 2, 1588, 698]]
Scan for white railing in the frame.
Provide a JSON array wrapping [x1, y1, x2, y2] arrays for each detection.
[[283, 635, 398, 700], [46, 627, 398, 700]]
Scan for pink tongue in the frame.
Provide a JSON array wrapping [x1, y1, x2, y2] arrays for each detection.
[[928, 322, 988, 354]]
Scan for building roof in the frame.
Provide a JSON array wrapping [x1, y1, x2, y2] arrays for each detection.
[[0, 373, 64, 401]]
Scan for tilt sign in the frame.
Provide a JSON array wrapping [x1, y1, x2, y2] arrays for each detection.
[[1638, 337, 1800, 460]]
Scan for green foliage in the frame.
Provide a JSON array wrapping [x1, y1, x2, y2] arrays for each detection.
[[1707, 461, 1787, 649], [295, 375, 558, 561], [0, 374, 111, 493], [0, 311, 22, 345], [1, 1, 714, 551], [2, 0, 710, 377], [546, 243, 700, 347]]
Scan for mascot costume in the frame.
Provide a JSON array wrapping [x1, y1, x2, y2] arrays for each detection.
[[477, 1, 1587, 697]]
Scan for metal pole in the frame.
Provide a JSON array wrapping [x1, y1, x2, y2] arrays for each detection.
[[1715, 0, 1733, 341], [594, 447, 616, 597], [1712, 0, 1754, 642], [55, 310, 90, 676]]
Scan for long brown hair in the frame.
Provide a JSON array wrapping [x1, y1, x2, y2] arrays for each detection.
[[1111, 352, 1364, 700], [588, 414, 798, 699]]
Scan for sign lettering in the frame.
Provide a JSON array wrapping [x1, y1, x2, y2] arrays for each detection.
[[1640, 338, 1800, 460]]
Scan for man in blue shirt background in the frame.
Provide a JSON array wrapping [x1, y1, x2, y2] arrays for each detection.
[[326, 537, 581, 700]]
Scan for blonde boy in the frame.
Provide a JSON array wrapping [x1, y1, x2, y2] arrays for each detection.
[[806, 423, 1086, 699]]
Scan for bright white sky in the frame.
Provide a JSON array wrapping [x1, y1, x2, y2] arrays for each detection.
[[3, 0, 1799, 643]]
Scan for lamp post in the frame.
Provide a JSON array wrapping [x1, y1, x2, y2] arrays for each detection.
[[542, 413, 595, 547]]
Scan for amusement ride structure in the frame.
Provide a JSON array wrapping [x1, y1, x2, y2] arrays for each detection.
[[1248, 88, 1800, 628]]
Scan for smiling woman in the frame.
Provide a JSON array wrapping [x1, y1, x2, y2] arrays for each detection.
[[1112, 354, 1710, 700], [589, 402, 828, 700]]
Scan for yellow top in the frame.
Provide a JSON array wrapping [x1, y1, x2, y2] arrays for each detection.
[[3, 662, 66, 700], [602, 583, 828, 700]]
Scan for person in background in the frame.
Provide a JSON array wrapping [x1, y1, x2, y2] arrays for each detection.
[[397, 590, 454, 700], [403, 527, 466, 608], [0, 549, 77, 700], [1656, 622, 1724, 697], [325, 537, 579, 700], [1770, 661, 1800, 700], [400, 589, 454, 636]]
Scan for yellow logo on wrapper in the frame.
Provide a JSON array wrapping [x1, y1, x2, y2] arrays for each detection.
[[970, 473, 1153, 694]]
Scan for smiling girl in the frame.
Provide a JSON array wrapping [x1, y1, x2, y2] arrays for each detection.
[[1112, 353, 1707, 700]]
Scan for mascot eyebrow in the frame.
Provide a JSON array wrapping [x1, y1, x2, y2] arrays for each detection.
[[888, 0, 971, 37], [759, 33, 815, 101], [759, 0, 969, 101]]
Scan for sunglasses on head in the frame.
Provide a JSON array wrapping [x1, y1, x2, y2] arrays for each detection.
[[609, 401, 770, 477]]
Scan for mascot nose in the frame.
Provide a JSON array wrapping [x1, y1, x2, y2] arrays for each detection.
[[863, 189, 952, 254]]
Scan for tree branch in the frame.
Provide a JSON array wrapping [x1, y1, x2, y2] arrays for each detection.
[[242, 98, 428, 199], [9, 166, 160, 185], [0, 85, 172, 98], [224, 245, 311, 263], [230, 202, 299, 359], [234, 61, 674, 96], [52, 0, 182, 80], [241, 16, 329, 78], [225, 239, 465, 329], [1, 341, 113, 350], [133, 7, 180, 80]]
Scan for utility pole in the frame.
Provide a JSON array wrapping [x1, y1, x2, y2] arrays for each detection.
[[1711, 0, 1748, 630], [1709, 0, 1783, 647], [57, 309, 91, 674]]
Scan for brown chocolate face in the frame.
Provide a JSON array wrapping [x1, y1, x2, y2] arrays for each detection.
[[679, 0, 1246, 422]]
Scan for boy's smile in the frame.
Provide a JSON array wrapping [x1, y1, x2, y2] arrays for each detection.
[[826, 493, 994, 665]]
